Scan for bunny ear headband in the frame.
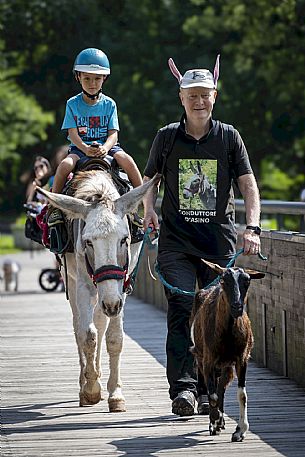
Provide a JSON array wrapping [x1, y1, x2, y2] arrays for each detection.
[[168, 54, 220, 88]]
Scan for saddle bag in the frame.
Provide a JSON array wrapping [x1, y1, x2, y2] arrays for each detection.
[[47, 208, 73, 255], [24, 216, 43, 245]]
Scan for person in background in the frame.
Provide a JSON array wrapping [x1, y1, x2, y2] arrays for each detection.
[[142, 56, 261, 417], [26, 156, 53, 208]]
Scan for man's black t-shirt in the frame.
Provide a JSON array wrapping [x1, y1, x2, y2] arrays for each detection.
[[144, 118, 253, 259]]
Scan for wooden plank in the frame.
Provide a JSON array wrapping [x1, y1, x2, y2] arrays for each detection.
[[1, 251, 305, 456]]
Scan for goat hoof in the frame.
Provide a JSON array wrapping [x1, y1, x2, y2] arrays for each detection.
[[108, 398, 126, 412], [217, 415, 225, 430]]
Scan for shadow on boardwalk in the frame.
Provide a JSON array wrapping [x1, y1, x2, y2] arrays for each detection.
[[1, 251, 305, 457]]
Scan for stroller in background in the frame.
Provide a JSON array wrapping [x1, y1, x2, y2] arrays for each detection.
[[24, 203, 64, 293]]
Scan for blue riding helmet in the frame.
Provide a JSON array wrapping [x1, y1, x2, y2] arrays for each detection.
[[73, 48, 110, 75]]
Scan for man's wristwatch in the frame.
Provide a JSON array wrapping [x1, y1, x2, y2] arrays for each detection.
[[246, 225, 262, 235]]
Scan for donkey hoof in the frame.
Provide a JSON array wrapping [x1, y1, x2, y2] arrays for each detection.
[[79, 390, 101, 406], [108, 398, 126, 412], [231, 427, 245, 442]]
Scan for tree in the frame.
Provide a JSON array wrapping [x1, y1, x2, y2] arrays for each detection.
[[183, 0, 305, 185]]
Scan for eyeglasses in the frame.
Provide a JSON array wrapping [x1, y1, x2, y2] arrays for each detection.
[[34, 164, 45, 171]]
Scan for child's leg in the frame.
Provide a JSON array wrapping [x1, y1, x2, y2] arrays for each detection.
[[52, 154, 79, 193], [112, 150, 143, 188]]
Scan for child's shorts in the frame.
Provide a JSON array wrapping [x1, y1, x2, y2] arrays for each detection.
[[68, 144, 123, 159]]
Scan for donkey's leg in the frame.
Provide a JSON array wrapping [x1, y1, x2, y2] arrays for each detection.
[[62, 254, 87, 405], [93, 305, 109, 401], [232, 361, 249, 442], [76, 277, 102, 406], [65, 274, 86, 403], [105, 313, 126, 412]]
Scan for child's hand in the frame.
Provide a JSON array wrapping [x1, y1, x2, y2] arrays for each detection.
[[88, 143, 107, 158], [97, 145, 107, 157]]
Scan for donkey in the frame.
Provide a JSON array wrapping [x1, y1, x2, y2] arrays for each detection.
[[190, 259, 264, 441], [183, 161, 216, 209], [38, 170, 159, 411]]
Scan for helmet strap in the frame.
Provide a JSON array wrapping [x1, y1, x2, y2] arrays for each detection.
[[75, 71, 105, 100], [82, 88, 102, 100]]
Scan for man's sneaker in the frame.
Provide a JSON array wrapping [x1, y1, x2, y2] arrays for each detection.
[[197, 394, 209, 415], [172, 391, 195, 416]]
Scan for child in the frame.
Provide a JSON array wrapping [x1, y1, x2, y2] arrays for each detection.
[[52, 47, 142, 194], [51, 48, 144, 244]]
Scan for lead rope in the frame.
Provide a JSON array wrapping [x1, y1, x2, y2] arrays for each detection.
[[125, 227, 158, 294], [63, 254, 69, 300], [155, 248, 267, 296]]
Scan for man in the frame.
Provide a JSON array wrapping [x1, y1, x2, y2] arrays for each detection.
[[142, 56, 261, 417]]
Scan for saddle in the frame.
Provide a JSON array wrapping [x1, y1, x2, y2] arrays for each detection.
[[65, 156, 132, 196]]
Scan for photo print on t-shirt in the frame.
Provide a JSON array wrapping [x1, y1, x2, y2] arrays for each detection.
[[179, 159, 217, 222]]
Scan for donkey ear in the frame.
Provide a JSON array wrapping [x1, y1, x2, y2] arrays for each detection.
[[114, 174, 161, 217], [201, 258, 225, 275], [36, 187, 93, 220], [244, 268, 265, 279]]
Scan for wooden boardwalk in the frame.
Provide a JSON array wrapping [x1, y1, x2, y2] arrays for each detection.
[[1, 251, 305, 457]]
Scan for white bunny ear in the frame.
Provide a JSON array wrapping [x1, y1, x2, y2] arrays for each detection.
[[168, 58, 182, 83], [213, 54, 220, 88]]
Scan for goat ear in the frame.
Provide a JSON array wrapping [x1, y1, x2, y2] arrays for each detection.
[[201, 258, 225, 275], [245, 268, 265, 279]]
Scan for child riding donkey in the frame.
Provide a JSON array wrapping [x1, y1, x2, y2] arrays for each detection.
[[48, 48, 144, 250]]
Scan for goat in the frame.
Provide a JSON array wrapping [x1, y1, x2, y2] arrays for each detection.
[[190, 259, 264, 442]]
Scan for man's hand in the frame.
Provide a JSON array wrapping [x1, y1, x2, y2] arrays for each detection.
[[243, 229, 261, 255], [143, 209, 159, 232]]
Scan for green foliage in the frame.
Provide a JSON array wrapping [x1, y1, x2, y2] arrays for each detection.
[[0, 234, 20, 255], [0, 0, 304, 218], [261, 159, 305, 201], [0, 66, 54, 210], [184, 0, 305, 180]]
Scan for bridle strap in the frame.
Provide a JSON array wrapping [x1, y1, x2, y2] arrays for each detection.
[[93, 265, 126, 283], [85, 252, 129, 290]]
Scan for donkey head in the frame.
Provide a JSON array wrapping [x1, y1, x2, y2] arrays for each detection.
[[202, 259, 265, 319], [37, 174, 160, 317], [183, 161, 203, 199]]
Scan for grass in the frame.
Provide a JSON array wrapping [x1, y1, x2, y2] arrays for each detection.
[[0, 234, 21, 255]]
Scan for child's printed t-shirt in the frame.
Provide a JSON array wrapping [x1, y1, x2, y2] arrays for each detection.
[[61, 93, 119, 145]]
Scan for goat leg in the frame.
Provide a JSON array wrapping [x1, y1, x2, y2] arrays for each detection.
[[232, 361, 249, 442], [204, 365, 221, 435], [216, 367, 233, 432]]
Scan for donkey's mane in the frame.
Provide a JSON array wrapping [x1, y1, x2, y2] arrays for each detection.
[[71, 170, 119, 208]]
